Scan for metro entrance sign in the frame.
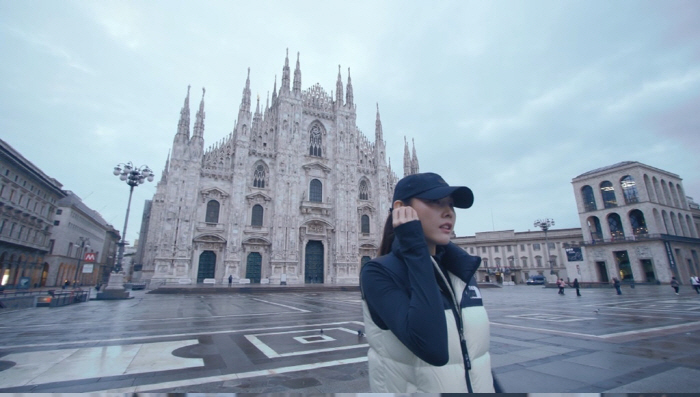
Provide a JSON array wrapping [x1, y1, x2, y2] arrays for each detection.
[[83, 252, 96, 262]]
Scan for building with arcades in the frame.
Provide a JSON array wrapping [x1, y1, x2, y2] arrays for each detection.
[[572, 161, 700, 284], [0, 138, 66, 288], [140, 50, 418, 286]]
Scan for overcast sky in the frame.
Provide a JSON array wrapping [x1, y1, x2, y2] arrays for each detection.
[[2, 0, 699, 244]]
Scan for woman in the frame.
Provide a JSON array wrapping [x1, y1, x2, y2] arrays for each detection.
[[557, 278, 566, 295], [573, 278, 581, 296], [671, 276, 680, 295], [360, 172, 497, 393]]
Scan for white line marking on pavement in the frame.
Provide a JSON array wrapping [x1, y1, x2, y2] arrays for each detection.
[[491, 320, 700, 339], [246, 327, 367, 358], [95, 355, 369, 393], [0, 320, 366, 350], [250, 298, 311, 312]]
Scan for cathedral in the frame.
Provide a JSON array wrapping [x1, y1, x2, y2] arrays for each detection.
[[141, 50, 420, 285]]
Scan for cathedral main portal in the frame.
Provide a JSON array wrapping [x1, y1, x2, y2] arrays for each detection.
[[197, 251, 216, 283], [305, 240, 324, 284]]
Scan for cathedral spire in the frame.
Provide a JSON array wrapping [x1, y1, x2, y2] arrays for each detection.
[[281, 48, 291, 94], [272, 75, 278, 105], [192, 87, 206, 140], [346, 67, 354, 108], [176, 85, 191, 141], [375, 103, 383, 142], [293, 51, 302, 95], [403, 136, 411, 177], [240, 68, 251, 113], [335, 65, 343, 106], [411, 138, 420, 174]]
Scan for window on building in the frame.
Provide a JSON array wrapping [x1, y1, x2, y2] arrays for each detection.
[[251, 204, 263, 227], [309, 124, 323, 157], [310, 179, 322, 202], [507, 245, 512, 252], [48, 239, 55, 254], [629, 209, 648, 236], [581, 185, 597, 211], [359, 180, 369, 200], [600, 181, 617, 208], [205, 200, 220, 223], [533, 243, 541, 250], [53, 220, 60, 226], [67, 242, 73, 257], [253, 164, 266, 188], [621, 175, 639, 204], [494, 246, 499, 253], [508, 257, 514, 266], [536, 256, 542, 266], [522, 257, 528, 267], [548, 242, 555, 249], [520, 244, 525, 251], [608, 213, 625, 240], [481, 246, 487, 253], [56, 209, 63, 215], [361, 214, 370, 234]]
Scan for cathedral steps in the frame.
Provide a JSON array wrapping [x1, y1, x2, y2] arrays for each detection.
[[146, 284, 360, 294]]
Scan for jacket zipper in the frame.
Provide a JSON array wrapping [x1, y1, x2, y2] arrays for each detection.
[[431, 257, 473, 393]]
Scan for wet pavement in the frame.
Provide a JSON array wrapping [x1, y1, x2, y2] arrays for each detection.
[[0, 283, 699, 393]]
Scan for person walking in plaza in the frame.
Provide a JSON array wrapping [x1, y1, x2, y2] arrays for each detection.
[[360, 172, 499, 393], [573, 278, 581, 296], [691, 275, 700, 294], [228, 274, 233, 287], [671, 276, 680, 295], [613, 277, 622, 295], [557, 278, 566, 295]]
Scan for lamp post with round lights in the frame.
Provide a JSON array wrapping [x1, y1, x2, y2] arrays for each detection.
[[534, 218, 556, 278], [112, 162, 154, 274]]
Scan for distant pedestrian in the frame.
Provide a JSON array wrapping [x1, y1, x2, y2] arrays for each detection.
[[557, 278, 566, 295], [573, 278, 581, 296], [228, 274, 233, 287], [613, 278, 622, 295], [670, 277, 680, 295], [690, 275, 700, 294]]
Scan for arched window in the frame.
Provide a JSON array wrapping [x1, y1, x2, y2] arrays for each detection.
[[310, 179, 322, 202], [206, 200, 220, 223], [629, 209, 647, 236], [600, 181, 617, 208], [361, 215, 370, 234], [607, 213, 625, 240], [620, 175, 639, 204], [588, 216, 603, 241], [251, 204, 263, 227], [309, 124, 322, 157], [581, 185, 596, 211], [359, 180, 369, 200], [253, 164, 266, 188]]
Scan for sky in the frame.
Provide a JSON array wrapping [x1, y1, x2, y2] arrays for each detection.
[[2, 0, 699, 244]]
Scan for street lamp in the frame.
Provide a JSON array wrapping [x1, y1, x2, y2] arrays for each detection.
[[534, 218, 555, 276], [72, 237, 90, 288], [113, 162, 154, 274]]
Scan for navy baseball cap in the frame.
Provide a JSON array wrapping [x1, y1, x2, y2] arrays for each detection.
[[392, 172, 474, 208]]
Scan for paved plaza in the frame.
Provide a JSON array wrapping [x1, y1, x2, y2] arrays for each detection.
[[0, 283, 700, 393]]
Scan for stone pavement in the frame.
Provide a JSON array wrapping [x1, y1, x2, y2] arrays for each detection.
[[0, 283, 699, 393]]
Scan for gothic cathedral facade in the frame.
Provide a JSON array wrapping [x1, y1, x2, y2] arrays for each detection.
[[141, 51, 420, 285]]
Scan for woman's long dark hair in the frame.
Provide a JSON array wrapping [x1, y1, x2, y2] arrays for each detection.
[[378, 212, 395, 256]]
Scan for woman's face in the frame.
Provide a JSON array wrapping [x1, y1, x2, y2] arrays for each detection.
[[409, 196, 456, 254]]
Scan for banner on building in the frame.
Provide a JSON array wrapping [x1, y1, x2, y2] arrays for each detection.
[[565, 247, 583, 262], [82, 264, 94, 273]]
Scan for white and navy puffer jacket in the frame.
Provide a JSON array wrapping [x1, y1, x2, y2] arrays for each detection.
[[360, 220, 494, 393]]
